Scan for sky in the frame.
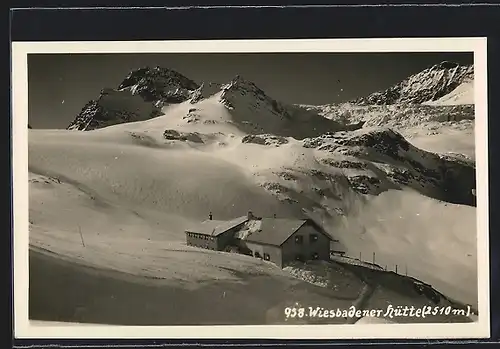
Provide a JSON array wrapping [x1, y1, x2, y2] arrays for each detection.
[[28, 52, 473, 129]]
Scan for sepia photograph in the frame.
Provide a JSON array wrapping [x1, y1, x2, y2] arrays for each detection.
[[12, 38, 489, 339]]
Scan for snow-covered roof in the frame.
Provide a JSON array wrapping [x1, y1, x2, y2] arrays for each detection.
[[243, 218, 308, 247], [185, 216, 248, 237]]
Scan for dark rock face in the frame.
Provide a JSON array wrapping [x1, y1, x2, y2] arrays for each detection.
[[352, 62, 474, 105], [67, 97, 163, 131], [437, 154, 476, 206], [67, 100, 105, 131]]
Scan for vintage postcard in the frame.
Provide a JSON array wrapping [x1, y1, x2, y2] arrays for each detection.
[[12, 38, 490, 339]]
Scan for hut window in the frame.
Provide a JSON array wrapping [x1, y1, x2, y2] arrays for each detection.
[[254, 251, 262, 259], [295, 235, 303, 244], [310, 234, 318, 243], [312, 252, 319, 260], [264, 253, 270, 261]]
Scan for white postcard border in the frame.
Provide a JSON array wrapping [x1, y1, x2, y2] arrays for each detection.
[[12, 37, 490, 339]]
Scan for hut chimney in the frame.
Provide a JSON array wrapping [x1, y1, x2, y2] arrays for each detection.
[[209, 212, 213, 220], [247, 211, 254, 220]]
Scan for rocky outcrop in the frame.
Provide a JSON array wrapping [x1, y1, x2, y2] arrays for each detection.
[[302, 128, 476, 205], [241, 134, 289, 147], [163, 129, 203, 143]]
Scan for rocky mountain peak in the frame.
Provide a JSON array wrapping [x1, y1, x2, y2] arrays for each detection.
[[352, 61, 474, 105], [222, 75, 263, 94], [219, 75, 290, 117], [431, 61, 460, 70], [117, 66, 200, 104]]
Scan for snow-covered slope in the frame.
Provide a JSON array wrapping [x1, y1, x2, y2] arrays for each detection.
[[425, 78, 474, 106], [30, 97, 477, 307], [216, 76, 344, 138], [351, 61, 474, 105]]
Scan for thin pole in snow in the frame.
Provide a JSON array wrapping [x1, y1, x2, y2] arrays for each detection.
[[78, 225, 86, 247]]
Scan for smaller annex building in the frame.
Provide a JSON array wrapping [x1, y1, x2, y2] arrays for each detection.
[[184, 215, 248, 251], [185, 211, 335, 268]]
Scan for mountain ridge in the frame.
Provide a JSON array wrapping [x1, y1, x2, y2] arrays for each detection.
[[66, 69, 343, 135], [351, 61, 473, 105], [66, 61, 474, 132]]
